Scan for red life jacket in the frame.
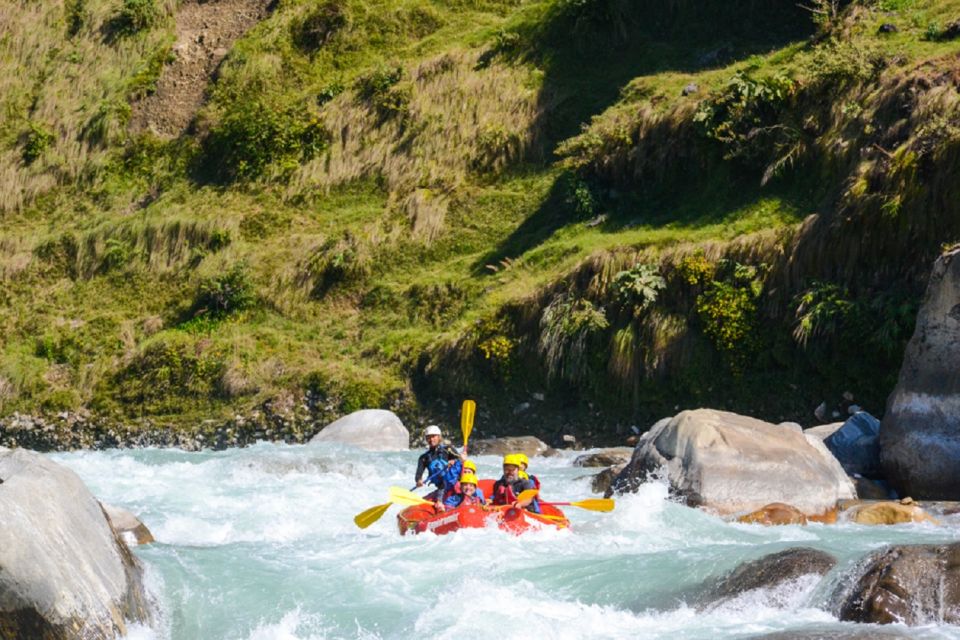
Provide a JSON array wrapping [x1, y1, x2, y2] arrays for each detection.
[[492, 478, 519, 505], [459, 492, 483, 506]]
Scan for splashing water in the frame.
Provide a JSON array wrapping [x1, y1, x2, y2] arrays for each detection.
[[50, 443, 960, 640]]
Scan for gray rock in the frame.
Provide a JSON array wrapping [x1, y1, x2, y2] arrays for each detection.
[[880, 248, 960, 499], [838, 542, 960, 625], [591, 464, 625, 495], [574, 448, 634, 467], [681, 82, 699, 96], [699, 548, 836, 608], [778, 421, 803, 433], [468, 436, 555, 457], [0, 448, 150, 638], [608, 409, 855, 515], [822, 412, 881, 477], [310, 409, 408, 451], [804, 422, 844, 440]]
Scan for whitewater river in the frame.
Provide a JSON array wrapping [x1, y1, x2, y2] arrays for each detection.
[[51, 442, 960, 640]]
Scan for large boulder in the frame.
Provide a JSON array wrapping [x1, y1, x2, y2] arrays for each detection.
[[591, 464, 625, 495], [880, 248, 960, 499], [101, 503, 155, 546], [309, 409, 408, 451], [0, 448, 150, 639], [819, 412, 881, 477], [608, 409, 855, 515], [573, 448, 634, 467], [467, 436, 555, 457], [699, 548, 836, 608], [839, 542, 960, 625]]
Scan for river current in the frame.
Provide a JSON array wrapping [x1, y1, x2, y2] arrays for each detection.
[[50, 442, 960, 640]]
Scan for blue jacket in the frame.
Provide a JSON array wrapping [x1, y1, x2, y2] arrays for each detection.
[[444, 488, 486, 508]]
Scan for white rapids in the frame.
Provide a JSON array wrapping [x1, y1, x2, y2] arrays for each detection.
[[49, 442, 960, 640]]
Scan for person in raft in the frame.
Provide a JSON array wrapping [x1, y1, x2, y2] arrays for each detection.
[[415, 425, 464, 501], [516, 453, 541, 490], [492, 454, 541, 514], [439, 473, 487, 511]]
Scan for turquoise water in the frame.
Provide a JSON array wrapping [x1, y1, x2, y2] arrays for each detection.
[[51, 443, 960, 640]]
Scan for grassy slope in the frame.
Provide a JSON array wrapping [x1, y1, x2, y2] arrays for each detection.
[[2, 0, 959, 435]]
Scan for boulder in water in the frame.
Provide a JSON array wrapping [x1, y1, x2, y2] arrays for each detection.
[[309, 409, 408, 451], [880, 248, 960, 499], [699, 547, 836, 608], [737, 502, 808, 526], [591, 464, 625, 495], [839, 542, 960, 625], [821, 412, 881, 477], [608, 409, 855, 516], [0, 447, 150, 639], [468, 436, 555, 457], [573, 447, 633, 467], [844, 500, 939, 526]]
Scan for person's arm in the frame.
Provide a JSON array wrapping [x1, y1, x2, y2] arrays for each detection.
[[415, 453, 427, 487]]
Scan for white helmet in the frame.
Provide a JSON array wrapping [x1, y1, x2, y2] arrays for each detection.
[[424, 425, 442, 437]]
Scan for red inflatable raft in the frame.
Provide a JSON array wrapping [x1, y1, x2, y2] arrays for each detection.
[[396, 479, 570, 535]]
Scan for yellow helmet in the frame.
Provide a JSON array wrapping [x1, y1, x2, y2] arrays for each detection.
[[463, 459, 477, 473], [459, 473, 479, 486], [517, 453, 530, 468], [519, 470, 530, 480], [503, 454, 523, 467]]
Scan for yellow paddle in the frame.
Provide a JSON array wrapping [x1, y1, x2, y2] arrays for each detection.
[[539, 498, 615, 512], [388, 486, 433, 506], [461, 399, 476, 452], [354, 502, 393, 529]]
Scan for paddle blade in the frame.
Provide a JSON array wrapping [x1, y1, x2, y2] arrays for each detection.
[[460, 399, 476, 447], [354, 502, 392, 529], [570, 498, 615, 512], [516, 488, 539, 503], [389, 486, 432, 507]]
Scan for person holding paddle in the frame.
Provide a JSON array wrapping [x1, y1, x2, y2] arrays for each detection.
[[492, 454, 541, 514], [414, 425, 465, 499]]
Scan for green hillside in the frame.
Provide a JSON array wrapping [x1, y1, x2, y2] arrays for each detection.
[[2, 0, 960, 442]]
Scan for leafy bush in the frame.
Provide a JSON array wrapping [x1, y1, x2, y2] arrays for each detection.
[[203, 101, 330, 181], [191, 262, 256, 319], [22, 122, 54, 165], [114, 334, 227, 413], [792, 281, 854, 348], [100, 238, 135, 272], [539, 294, 609, 382], [292, 0, 348, 53], [114, 0, 159, 36], [676, 251, 715, 287], [695, 280, 759, 373], [355, 65, 411, 121], [128, 45, 175, 100], [611, 263, 665, 311], [564, 174, 596, 217], [474, 317, 518, 381]]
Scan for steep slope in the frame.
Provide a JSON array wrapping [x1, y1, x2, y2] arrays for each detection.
[[1, 0, 959, 442]]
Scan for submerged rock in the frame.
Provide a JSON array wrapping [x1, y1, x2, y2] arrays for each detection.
[[468, 436, 555, 457], [699, 547, 836, 608], [843, 500, 939, 526], [608, 409, 855, 515], [309, 409, 409, 451], [573, 447, 634, 467], [0, 448, 150, 639], [737, 502, 807, 526], [880, 248, 960, 499], [839, 542, 960, 625]]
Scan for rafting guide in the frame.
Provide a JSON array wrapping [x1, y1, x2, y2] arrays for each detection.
[[492, 454, 540, 514], [414, 424, 466, 508]]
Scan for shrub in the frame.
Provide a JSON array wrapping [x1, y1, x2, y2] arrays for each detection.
[[792, 281, 854, 348], [695, 281, 759, 373], [355, 65, 411, 122], [291, 0, 348, 53], [191, 262, 256, 319], [611, 263, 665, 311], [114, 0, 159, 36], [564, 174, 596, 218], [676, 251, 715, 287], [22, 122, 54, 165], [203, 101, 330, 181], [100, 237, 135, 272], [301, 233, 370, 297], [474, 317, 518, 381], [539, 294, 609, 382]]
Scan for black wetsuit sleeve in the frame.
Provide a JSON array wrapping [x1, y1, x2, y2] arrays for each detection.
[[415, 451, 429, 482], [446, 445, 461, 459]]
